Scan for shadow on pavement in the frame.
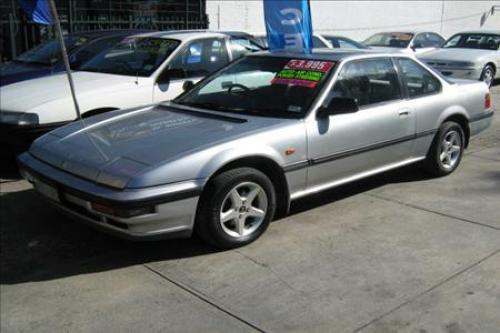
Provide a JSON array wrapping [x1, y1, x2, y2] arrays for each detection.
[[0, 163, 431, 285]]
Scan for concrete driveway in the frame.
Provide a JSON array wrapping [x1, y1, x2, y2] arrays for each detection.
[[1, 86, 499, 333]]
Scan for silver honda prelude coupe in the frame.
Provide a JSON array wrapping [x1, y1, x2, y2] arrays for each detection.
[[18, 50, 494, 249]]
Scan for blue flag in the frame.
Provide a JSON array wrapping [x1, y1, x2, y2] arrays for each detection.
[[18, 0, 53, 25], [263, 0, 313, 53]]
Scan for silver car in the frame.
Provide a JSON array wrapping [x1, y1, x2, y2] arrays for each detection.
[[363, 31, 445, 54], [18, 50, 494, 248], [419, 31, 500, 87]]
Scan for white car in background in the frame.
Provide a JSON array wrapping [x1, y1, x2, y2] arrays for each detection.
[[251, 33, 366, 50], [0, 30, 262, 149], [419, 31, 500, 87], [363, 31, 445, 54]]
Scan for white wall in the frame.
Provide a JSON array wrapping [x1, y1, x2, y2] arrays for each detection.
[[206, 0, 500, 41]]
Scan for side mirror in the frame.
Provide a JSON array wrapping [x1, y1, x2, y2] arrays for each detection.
[[317, 97, 359, 117], [157, 68, 185, 84], [183, 80, 194, 92]]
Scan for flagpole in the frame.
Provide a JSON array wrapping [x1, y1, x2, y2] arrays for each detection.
[[48, 0, 81, 120]]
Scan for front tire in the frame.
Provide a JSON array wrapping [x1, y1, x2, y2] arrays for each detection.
[[423, 121, 465, 177], [480, 64, 495, 87], [195, 168, 276, 249]]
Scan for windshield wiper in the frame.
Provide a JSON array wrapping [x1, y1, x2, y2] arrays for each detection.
[[175, 101, 247, 113]]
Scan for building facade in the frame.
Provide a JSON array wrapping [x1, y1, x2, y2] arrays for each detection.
[[207, 0, 500, 41]]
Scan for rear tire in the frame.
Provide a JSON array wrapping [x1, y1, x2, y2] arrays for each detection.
[[195, 167, 276, 249], [423, 121, 464, 177]]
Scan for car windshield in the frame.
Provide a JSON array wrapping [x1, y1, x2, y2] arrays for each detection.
[[364, 32, 414, 48], [79, 37, 180, 77], [442, 33, 499, 50], [174, 56, 336, 118], [15, 36, 88, 66]]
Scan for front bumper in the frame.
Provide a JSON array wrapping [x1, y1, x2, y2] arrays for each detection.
[[432, 66, 482, 81], [17, 152, 204, 240]]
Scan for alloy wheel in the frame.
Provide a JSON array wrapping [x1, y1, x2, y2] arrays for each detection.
[[439, 130, 462, 170], [219, 182, 268, 238]]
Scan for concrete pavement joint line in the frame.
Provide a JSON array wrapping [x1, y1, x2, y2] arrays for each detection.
[[142, 263, 268, 333], [364, 193, 500, 231], [235, 250, 302, 294], [467, 154, 500, 162], [352, 249, 500, 333]]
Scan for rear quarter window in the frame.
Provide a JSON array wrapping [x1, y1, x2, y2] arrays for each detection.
[[396, 58, 441, 98]]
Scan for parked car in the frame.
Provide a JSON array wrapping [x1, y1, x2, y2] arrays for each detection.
[[320, 34, 368, 49], [419, 31, 500, 87], [251, 33, 365, 49], [18, 50, 493, 248], [363, 31, 444, 54], [0, 30, 263, 150], [0, 30, 149, 87]]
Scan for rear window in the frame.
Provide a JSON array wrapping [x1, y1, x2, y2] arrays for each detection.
[[364, 32, 414, 48]]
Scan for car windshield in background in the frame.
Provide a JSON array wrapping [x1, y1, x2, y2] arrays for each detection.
[[364, 32, 414, 48], [79, 37, 180, 77], [15, 36, 88, 66], [442, 33, 500, 50], [175, 56, 336, 118]]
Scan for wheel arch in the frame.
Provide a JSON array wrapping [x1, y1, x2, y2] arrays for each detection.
[[442, 113, 470, 147], [203, 156, 291, 218]]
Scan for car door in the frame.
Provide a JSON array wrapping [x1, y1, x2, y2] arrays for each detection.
[[395, 57, 446, 158], [152, 37, 229, 103], [305, 57, 416, 188]]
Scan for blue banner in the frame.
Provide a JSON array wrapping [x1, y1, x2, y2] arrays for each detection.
[[263, 0, 313, 53], [18, 0, 53, 25]]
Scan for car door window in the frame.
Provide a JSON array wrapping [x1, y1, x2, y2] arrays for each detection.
[[412, 34, 429, 48], [397, 58, 441, 98], [427, 33, 445, 47], [337, 38, 359, 49], [228, 37, 262, 60], [168, 38, 229, 79], [330, 58, 401, 107]]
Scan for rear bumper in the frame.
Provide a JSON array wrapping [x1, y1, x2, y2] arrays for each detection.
[[17, 152, 203, 240], [470, 109, 494, 137]]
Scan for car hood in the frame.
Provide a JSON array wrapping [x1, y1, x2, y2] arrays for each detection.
[[29, 104, 288, 189], [0, 61, 54, 86], [418, 48, 494, 62], [0, 71, 136, 111]]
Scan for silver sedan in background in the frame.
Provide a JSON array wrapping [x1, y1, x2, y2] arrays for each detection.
[[18, 50, 493, 248], [419, 31, 500, 87]]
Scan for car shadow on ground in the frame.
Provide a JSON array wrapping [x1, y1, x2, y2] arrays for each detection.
[[0, 162, 433, 285]]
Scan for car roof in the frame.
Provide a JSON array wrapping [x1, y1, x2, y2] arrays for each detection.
[[130, 30, 250, 41], [68, 29, 153, 39], [449, 31, 500, 35], [249, 48, 405, 62]]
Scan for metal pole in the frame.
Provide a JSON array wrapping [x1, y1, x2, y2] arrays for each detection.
[[48, 0, 81, 120], [185, 0, 189, 29], [8, 13, 17, 59]]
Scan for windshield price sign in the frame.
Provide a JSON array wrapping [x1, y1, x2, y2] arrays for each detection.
[[272, 59, 334, 88]]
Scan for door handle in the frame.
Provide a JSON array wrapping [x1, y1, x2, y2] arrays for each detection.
[[398, 109, 411, 116]]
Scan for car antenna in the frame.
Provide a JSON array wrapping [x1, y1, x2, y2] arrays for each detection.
[[135, 71, 139, 85]]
